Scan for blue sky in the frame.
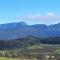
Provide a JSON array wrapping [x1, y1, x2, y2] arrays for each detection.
[[0, 0, 60, 25]]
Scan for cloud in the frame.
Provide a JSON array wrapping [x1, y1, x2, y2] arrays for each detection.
[[3, 12, 60, 24], [15, 12, 60, 22], [47, 12, 55, 16], [21, 14, 42, 20], [3, 12, 60, 20], [12, 12, 58, 20]]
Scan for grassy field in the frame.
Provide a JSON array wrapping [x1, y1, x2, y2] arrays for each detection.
[[0, 57, 34, 60], [0, 57, 23, 60]]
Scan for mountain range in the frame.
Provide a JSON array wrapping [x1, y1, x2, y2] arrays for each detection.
[[0, 22, 60, 40]]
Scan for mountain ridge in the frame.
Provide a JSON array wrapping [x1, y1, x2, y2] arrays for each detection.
[[0, 22, 60, 40]]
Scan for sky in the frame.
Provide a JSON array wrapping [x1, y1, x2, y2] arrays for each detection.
[[0, 0, 60, 25]]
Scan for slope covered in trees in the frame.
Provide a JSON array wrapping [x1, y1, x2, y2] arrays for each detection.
[[0, 36, 60, 50]]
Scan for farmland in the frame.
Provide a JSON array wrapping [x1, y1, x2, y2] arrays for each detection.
[[0, 44, 60, 60]]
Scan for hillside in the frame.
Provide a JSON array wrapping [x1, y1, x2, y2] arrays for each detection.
[[0, 36, 60, 50], [0, 22, 60, 40]]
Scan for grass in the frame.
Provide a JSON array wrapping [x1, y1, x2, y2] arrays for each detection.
[[0, 57, 23, 60], [28, 45, 44, 49], [0, 57, 15, 60], [0, 57, 33, 60]]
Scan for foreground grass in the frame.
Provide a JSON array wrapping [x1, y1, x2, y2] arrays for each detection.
[[0, 57, 34, 60], [0, 57, 21, 60]]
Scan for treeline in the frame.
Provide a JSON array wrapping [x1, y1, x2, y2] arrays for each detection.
[[0, 36, 60, 50], [41, 37, 60, 44]]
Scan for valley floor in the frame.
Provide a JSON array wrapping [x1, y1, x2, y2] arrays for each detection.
[[0, 44, 60, 60]]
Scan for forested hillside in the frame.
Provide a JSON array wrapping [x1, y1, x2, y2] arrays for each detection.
[[0, 36, 60, 50]]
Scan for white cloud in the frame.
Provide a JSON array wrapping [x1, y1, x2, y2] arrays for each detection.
[[3, 12, 60, 25], [18, 12, 60, 21], [22, 14, 42, 20], [47, 12, 55, 16], [4, 12, 59, 20]]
